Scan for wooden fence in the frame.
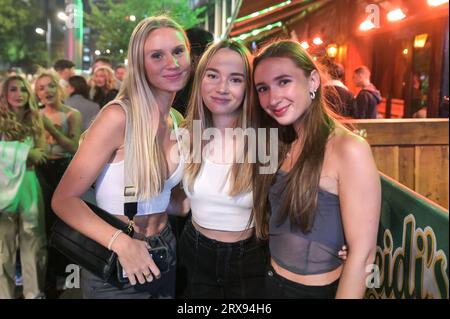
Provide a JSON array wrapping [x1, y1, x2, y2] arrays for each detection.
[[348, 119, 449, 209]]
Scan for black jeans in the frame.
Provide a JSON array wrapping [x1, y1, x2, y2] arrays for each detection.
[[81, 223, 177, 299], [265, 264, 339, 299], [177, 219, 268, 299]]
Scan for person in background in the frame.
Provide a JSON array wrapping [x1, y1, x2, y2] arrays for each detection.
[[65, 75, 100, 132], [53, 59, 76, 98], [253, 40, 380, 298], [352, 66, 381, 119], [114, 64, 127, 82], [34, 69, 82, 298], [90, 57, 122, 91], [0, 75, 47, 299], [91, 66, 119, 108], [323, 61, 354, 118], [91, 57, 113, 73]]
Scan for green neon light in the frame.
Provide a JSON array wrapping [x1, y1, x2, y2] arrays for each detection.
[[232, 21, 283, 42], [232, 0, 291, 24]]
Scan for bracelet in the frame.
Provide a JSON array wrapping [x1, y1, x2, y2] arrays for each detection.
[[108, 230, 124, 251]]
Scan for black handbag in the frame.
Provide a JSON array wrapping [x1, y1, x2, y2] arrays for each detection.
[[49, 101, 174, 283], [49, 201, 135, 282]]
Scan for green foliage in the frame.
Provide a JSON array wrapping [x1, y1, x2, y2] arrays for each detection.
[[0, 0, 47, 72], [86, 0, 205, 63]]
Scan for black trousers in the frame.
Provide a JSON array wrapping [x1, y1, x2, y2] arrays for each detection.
[[177, 219, 268, 299], [265, 264, 339, 299]]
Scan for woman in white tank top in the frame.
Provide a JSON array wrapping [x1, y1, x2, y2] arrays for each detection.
[[173, 40, 269, 298], [34, 70, 82, 296], [52, 16, 191, 299]]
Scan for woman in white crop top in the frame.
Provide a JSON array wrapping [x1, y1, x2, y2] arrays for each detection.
[[52, 16, 191, 299], [173, 40, 269, 298]]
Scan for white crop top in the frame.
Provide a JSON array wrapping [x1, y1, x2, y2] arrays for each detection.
[[183, 157, 254, 231], [95, 110, 184, 216]]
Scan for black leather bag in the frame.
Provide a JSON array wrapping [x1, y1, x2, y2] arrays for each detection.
[[49, 201, 134, 282]]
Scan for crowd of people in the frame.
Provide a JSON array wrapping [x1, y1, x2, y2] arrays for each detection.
[[1, 15, 381, 299]]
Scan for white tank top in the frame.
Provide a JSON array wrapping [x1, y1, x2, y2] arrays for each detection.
[[95, 110, 184, 216], [183, 157, 254, 231]]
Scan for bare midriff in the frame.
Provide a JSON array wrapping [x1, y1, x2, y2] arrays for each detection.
[[271, 258, 342, 286], [192, 219, 254, 243], [114, 213, 168, 237]]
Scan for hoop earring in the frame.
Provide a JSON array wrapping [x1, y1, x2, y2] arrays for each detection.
[[310, 90, 316, 99]]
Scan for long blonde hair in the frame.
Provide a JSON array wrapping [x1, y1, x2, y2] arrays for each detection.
[[184, 40, 254, 196], [252, 40, 335, 240], [93, 66, 116, 91], [115, 16, 189, 200], [0, 75, 43, 142], [34, 69, 65, 108]]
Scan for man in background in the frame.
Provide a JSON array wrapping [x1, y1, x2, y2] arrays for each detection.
[[352, 66, 382, 119]]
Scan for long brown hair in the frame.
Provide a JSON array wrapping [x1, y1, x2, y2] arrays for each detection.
[[184, 40, 254, 196], [252, 40, 335, 240], [0, 75, 43, 143]]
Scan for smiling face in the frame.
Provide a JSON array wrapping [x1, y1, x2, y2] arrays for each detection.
[[254, 57, 319, 129], [35, 75, 60, 106], [6, 79, 29, 111], [201, 48, 246, 120], [143, 27, 190, 96]]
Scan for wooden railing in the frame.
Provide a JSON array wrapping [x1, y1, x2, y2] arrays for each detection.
[[347, 119, 449, 209]]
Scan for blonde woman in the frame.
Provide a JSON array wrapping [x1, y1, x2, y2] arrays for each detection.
[[175, 40, 268, 298], [0, 76, 47, 298], [34, 70, 81, 297], [91, 66, 119, 108], [52, 16, 191, 299]]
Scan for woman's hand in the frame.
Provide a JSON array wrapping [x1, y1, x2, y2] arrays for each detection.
[[112, 234, 161, 285], [28, 147, 48, 165], [338, 245, 348, 261]]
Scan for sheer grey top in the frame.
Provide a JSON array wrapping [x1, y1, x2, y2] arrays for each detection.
[[268, 171, 345, 275]]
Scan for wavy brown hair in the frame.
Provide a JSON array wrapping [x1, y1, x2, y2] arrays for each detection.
[[252, 40, 335, 240], [184, 40, 254, 196], [0, 75, 43, 142]]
